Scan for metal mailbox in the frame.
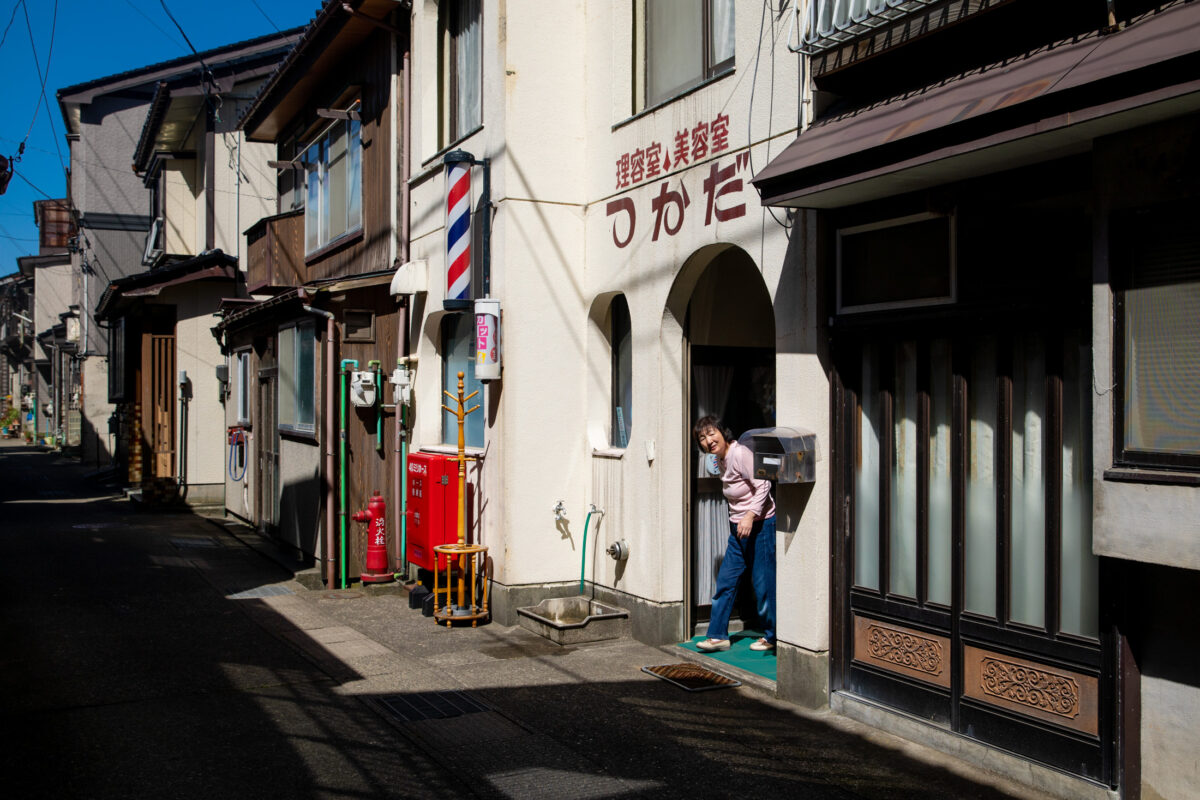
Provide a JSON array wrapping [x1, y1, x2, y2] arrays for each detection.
[[738, 426, 820, 484]]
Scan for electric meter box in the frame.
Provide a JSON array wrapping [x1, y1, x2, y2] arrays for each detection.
[[405, 452, 461, 571], [738, 427, 821, 484]]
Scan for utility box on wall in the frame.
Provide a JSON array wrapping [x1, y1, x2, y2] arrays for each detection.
[[406, 452, 461, 570], [739, 427, 821, 484]]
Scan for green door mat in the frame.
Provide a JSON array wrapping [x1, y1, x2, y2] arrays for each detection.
[[678, 631, 777, 682]]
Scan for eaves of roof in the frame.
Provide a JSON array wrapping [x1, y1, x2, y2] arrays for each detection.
[[239, 0, 405, 142], [57, 27, 304, 135], [95, 250, 239, 321]]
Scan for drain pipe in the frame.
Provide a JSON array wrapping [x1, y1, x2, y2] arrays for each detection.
[[580, 504, 603, 596], [392, 297, 411, 576], [303, 305, 336, 591], [340, 358, 359, 589]]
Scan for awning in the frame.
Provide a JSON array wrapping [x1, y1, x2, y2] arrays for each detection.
[[390, 259, 428, 296], [753, 2, 1200, 208]]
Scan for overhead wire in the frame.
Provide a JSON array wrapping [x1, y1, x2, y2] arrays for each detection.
[[249, 0, 281, 33], [121, 0, 184, 47], [749, 0, 792, 231], [158, 0, 222, 121], [0, 0, 20, 52], [19, 0, 66, 175]]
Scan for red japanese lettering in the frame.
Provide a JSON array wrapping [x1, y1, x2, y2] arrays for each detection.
[[615, 153, 631, 189], [711, 113, 730, 153], [630, 148, 645, 184], [650, 181, 690, 241], [606, 198, 636, 248], [691, 121, 709, 161], [672, 130, 690, 168], [701, 159, 746, 225], [645, 142, 663, 179]]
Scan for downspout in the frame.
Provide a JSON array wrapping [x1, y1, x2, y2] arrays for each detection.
[[339, 358, 359, 589], [304, 305, 336, 591], [394, 17, 413, 575]]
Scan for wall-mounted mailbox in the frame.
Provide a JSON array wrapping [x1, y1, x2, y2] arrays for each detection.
[[739, 427, 820, 483]]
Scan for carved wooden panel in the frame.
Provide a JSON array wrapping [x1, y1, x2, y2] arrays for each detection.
[[963, 646, 1099, 736], [852, 615, 951, 688]]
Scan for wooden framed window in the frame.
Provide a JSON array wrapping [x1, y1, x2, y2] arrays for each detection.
[[302, 101, 363, 255], [278, 320, 316, 433]]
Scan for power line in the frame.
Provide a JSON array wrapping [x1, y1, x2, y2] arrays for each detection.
[[249, 0, 280, 33], [19, 0, 60, 149], [158, 0, 222, 120], [121, 0, 183, 47], [11, 168, 54, 200], [0, 0, 20, 52]]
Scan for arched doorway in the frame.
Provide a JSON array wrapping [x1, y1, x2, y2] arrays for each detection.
[[666, 244, 776, 637]]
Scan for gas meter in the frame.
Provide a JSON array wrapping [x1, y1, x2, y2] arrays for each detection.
[[350, 370, 377, 407]]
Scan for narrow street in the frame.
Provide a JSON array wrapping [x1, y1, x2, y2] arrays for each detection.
[[0, 441, 1057, 800]]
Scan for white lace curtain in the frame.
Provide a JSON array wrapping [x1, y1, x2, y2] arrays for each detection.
[[693, 365, 733, 606]]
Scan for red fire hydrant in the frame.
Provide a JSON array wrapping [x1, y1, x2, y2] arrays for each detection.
[[352, 490, 394, 584]]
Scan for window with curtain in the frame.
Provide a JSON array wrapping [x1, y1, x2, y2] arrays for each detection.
[[235, 350, 251, 424], [441, 313, 484, 447], [1117, 203, 1200, 469], [278, 321, 315, 433], [440, 0, 482, 146], [610, 295, 632, 448], [643, 0, 734, 109], [303, 104, 363, 255]]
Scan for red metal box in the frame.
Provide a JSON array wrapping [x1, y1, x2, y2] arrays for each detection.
[[406, 452, 461, 571]]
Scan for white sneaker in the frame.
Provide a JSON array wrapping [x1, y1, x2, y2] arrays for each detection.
[[695, 638, 731, 652], [749, 638, 775, 651]]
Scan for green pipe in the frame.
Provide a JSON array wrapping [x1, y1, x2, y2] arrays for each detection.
[[399, 375, 408, 579], [339, 359, 358, 589], [580, 506, 601, 595], [369, 359, 383, 454]]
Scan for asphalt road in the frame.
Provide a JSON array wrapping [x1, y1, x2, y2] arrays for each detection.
[[0, 443, 469, 800], [0, 442, 1061, 800]]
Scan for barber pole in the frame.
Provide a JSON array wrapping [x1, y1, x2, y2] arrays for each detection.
[[445, 160, 471, 304]]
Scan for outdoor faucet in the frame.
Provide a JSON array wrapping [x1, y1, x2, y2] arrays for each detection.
[[553, 500, 566, 522]]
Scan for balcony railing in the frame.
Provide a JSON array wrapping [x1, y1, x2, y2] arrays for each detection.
[[245, 209, 305, 289], [798, 0, 942, 54]]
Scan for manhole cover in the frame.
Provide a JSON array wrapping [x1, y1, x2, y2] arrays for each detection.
[[642, 663, 741, 692], [376, 690, 490, 723], [324, 591, 363, 600]]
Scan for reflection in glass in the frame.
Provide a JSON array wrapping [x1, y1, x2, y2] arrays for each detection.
[[928, 339, 952, 606], [965, 338, 997, 617], [855, 344, 881, 590], [1062, 335, 1099, 637], [1010, 336, 1046, 627], [890, 341, 918, 598]]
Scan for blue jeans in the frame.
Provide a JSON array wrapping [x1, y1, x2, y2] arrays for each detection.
[[707, 516, 776, 642]]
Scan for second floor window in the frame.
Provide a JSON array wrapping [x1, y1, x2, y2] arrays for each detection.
[[441, 0, 482, 146], [304, 107, 362, 255], [643, 0, 734, 110]]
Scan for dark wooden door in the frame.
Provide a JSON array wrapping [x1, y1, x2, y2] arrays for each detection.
[[834, 323, 1112, 784], [257, 366, 279, 534]]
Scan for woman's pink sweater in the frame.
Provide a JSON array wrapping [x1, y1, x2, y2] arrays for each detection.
[[719, 440, 776, 523]]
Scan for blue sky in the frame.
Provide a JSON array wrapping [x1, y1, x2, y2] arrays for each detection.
[[0, 0, 319, 272]]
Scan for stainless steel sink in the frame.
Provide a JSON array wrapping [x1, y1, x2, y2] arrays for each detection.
[[516, 596, 630, 645]]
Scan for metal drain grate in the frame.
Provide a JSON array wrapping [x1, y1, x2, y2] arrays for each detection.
[[226, 585, 294, 599], [170, 537, 221, 549], [376, 690, 490, 723], [642, 663, 741, 692]]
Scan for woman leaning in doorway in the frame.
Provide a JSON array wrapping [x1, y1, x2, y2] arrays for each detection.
[[692, 414, 776, 652]]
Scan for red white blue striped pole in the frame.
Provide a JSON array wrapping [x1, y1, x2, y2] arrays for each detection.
[[444, 152, 472, 309]]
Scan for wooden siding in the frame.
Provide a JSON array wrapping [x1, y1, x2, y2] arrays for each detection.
[[338, 288, 401, 579], [278, 27, 396, 285], [245, 211, 305, 288]]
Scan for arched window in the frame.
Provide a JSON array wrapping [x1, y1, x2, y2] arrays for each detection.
[[610, 294, 632, 447]]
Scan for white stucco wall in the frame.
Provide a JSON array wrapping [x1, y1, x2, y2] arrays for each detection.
[[404, 0, 825, 648]]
